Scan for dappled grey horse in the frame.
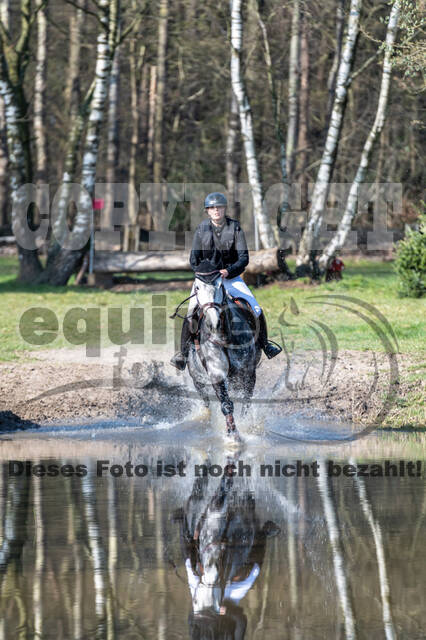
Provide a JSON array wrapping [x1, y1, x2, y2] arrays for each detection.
[[174, 458, 280, 639], [186, 272, 261, 439]]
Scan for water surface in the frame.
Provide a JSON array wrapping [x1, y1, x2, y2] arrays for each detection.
[[0, 421, 425, 639]]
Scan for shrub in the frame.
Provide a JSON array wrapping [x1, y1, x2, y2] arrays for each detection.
[[394, 210, 426, 298]]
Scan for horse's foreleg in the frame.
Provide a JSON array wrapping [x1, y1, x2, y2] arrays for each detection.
[[212, 381, 233, 416], [192, 377, 210, 409], [241, 371, 256, 416], [212, 381, 235, 430]]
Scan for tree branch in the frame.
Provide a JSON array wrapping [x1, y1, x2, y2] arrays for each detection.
[[118, 15, 141, 45], [0, 17, 11, 46], [63, 0, 103, 26], [349, 28, 422, 85]]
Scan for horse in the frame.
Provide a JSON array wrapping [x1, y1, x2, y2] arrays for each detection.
[[186, 271, 261, 440]]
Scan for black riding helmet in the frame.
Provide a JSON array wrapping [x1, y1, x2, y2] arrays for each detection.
[[204, 192, 228, 209]]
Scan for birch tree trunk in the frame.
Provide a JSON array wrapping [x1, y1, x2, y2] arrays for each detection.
[[41, 79, 96, 275], [65, 0, 85, 123], [0, 82, 7, 229], [296, 0, 362, 267], [319, 0, 400, 268], [225, 90, 240, 219], [286, 0, 300, 182], [34, 0, 48, 225], [326, 0, 345, 129], [0, 0, 43, 281], [230, 0, 275, 249], [296, 7, 309, 209], [0, 0, 9, 230], [40, 0, 115, 285]]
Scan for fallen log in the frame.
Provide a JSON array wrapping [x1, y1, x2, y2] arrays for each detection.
[[0, 236, 15, 245], [93, 248, 283, 275]]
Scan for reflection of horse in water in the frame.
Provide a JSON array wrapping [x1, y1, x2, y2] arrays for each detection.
[[174, 460, 279, 640]]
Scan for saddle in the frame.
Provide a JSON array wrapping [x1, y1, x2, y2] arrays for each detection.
[[191, 294, 257, 351]]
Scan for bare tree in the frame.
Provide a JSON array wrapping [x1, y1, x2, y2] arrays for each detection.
[[0, 0, 8, 230], [0, 0, 44, 280], [64, 0, 85, 121], [225, 90, 240, 219], [34, 0, 48, 222], [256, 1, 289, 229], [297, 0, 363, 269], [326, 0, 345, 128], [147, 63, 157, 174], [103, 39, 121, 231], [124, 3, 145, 251], [153, 0, 168, 186], [296, 5, 310, 208], [40, 0, 118, 284], [286, 0, 300, 182], [319, 0, 401, 267], [230, 0, 275, 249]]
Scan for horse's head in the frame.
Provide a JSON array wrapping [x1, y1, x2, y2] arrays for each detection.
[[194, 272, 225, 332]]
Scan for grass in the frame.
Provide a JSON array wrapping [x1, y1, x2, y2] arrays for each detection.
[[0, 255, 424, 428], [0, 256, 424, 359]]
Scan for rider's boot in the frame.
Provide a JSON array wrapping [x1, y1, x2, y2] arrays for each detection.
[[170, 318, 192, 371], [258, 312, 282, 359]]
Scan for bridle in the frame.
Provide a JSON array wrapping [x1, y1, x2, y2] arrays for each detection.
[[193, 273, 228, 348], [169, 271, 224, 321]]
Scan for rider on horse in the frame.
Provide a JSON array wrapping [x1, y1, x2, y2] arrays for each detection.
[[170, 192, 282, 371]]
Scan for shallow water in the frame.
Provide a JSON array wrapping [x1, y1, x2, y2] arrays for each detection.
[[0, 418, 425, 639]]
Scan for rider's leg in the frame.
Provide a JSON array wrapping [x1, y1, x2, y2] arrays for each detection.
[[170, 317, 194, 371], [258, 311, 282, 359], [170, 284, 197, 371], [223, 277, 282, 359], [222, 276, 262, 317]]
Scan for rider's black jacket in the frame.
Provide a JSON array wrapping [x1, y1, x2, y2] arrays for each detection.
[[189, 217, 249, 279]]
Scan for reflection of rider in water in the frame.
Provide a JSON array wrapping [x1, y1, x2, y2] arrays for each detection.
[[175, 466, 279, 640], [170, 192, 282, 371]]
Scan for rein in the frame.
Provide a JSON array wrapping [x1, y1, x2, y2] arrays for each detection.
[[169, 270, 223, 321], [169, 292, 197, 320]]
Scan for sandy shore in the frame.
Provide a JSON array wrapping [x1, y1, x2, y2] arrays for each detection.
[[1, 343, 422, 432]]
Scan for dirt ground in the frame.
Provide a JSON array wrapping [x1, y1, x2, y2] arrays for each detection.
[[0, 345, 422, 432]]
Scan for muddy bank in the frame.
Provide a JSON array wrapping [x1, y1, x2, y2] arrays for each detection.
[[0, 346, 422, 430]]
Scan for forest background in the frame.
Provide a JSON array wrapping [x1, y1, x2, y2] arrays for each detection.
[[0, 0, 424, 284]]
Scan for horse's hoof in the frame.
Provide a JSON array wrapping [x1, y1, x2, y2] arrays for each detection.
[[225, 430, 242, 447]]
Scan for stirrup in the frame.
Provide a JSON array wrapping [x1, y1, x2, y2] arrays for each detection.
[[263, 341, 282, 359], [170, 352, 187, 371]]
